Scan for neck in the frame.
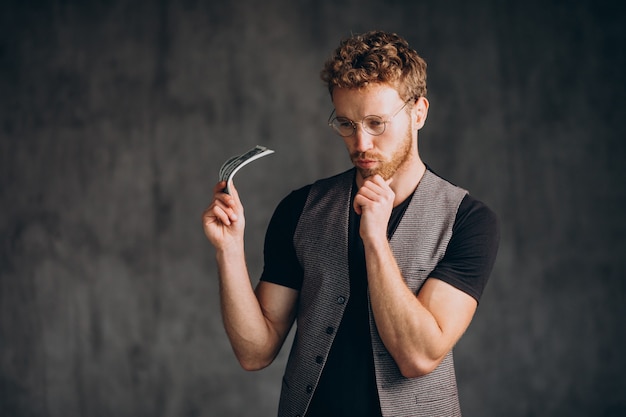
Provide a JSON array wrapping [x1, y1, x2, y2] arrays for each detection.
[[390, 159, 426, 206]]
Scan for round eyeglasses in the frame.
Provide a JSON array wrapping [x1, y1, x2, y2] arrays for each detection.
[[327, 99, 413, 137]]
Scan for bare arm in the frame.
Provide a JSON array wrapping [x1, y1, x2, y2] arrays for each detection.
[[355, 175, 477, 377], [203, 181, 298, 370], [365, 242, 476, 377]]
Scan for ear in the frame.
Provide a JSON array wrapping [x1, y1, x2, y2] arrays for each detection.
[[413, 97, 429, 130]]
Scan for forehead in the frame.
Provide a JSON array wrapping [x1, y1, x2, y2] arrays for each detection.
[[332, 84, 403, 116]]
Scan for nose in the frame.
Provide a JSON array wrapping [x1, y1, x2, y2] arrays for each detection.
[[352, 124, 374, 153]]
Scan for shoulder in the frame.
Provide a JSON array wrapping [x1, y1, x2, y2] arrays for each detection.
[[269, 184, 312, 231], [278, 184, 311, 211], [420, 167, 468, 211], [455, 194, 500, 237], [425, 165, 498, 231]]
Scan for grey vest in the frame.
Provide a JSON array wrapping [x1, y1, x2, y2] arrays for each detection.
[[278, 169, 468, 417]]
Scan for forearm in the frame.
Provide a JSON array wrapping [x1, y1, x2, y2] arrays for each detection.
[[215, 246, 278, 370], [365, 239, 449, 376]]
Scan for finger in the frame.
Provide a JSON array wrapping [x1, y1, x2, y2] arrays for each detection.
[[213, 182, 239, 207], [227, 180, 242, 204], [216, 197, 240, 222], [213, 181, 228, 194], [353, 191, 380, 212], [206, 193, 239, 222], [365, 174, 385, 186], [361, 176, 386, 192], [364, 174, 393, 192], [357, 184, 382, 201], [362, 175, 395, 199], [213, 194, 236, 213], [203, 203, 229, 226]]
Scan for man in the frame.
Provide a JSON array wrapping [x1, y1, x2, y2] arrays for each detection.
[[203, 30, 499, 417]]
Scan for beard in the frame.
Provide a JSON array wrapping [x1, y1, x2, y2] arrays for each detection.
[[351, 125, 414, 180]]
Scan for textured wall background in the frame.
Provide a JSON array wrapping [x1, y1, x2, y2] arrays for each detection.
[[1, 0, 625, 416]]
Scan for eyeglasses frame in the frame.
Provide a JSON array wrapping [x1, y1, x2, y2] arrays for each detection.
[[327, 98, 415, 137]]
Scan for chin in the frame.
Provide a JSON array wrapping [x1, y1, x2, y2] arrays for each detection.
[[358, 167, 394, 180], [358, 169, 375, 179]]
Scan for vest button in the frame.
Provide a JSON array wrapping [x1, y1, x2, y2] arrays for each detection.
[[315, 355, 323, 364], [325, 327, 334, 335], [306, 385, 313, 393], [337, 296, 346, 304]]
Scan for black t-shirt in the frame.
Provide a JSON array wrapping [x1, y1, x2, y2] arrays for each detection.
[[260, 170, 500, 416]]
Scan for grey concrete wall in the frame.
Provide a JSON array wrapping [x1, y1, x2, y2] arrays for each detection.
[[1, 0, 624, 416]]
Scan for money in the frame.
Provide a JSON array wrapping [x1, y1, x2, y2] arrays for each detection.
[[218, 145, 275, 194]]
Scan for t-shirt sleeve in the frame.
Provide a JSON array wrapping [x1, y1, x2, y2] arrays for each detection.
[[429, 194, 500, 302], [259, 185, 310, 290]]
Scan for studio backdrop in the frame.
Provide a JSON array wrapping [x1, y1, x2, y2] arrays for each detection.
[[1, 1, 625, 416]]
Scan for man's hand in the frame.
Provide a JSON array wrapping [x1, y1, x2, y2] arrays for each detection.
[[202, 180, 245, 250], [353, 175, 395, 242]]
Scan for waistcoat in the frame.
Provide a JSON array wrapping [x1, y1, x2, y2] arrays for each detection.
[[278, 168, 468, 417]]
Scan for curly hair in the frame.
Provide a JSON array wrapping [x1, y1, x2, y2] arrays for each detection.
[[320, 31, 427, 101]]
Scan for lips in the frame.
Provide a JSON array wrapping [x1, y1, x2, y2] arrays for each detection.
[[355, 159, 378, 169]]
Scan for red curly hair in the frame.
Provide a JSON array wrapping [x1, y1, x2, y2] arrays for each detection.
[[320, 31, 427, 101]]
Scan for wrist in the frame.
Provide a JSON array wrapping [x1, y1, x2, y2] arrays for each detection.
[[361, 233, 390, 252], [215, 241, 245, 261]]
